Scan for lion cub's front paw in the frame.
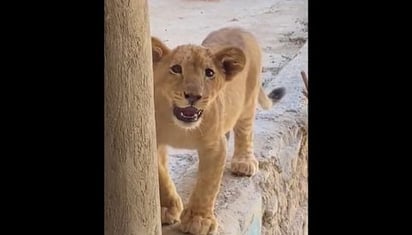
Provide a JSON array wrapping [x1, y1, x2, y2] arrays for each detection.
[[179, 207, 217, 235], [230, 155, 259, 176], [161, 195, 183, 225]]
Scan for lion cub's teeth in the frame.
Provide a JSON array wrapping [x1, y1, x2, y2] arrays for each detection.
[[180, 111, 198, 119]]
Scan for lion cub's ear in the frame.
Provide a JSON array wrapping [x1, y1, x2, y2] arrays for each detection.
[[214, 47, 246, 81], [151, 37, 170, 63]]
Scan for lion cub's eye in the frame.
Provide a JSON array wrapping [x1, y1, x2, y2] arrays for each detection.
[[170, 64, 182, 74], [205, 68, 215, 78]]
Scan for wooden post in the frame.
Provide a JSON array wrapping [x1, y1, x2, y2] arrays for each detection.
[[104, 0, 161, 234]]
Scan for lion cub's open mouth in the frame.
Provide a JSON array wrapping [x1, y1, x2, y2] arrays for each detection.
[[173, 106, 203, 123]]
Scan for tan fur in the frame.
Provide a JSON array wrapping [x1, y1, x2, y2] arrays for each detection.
[[151, 27, 284, 235]]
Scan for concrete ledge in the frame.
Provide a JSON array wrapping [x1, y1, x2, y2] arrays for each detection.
[[163, 42, 308, 235]]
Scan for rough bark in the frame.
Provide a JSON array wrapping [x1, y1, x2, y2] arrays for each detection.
[[104, 0, 161, 234]]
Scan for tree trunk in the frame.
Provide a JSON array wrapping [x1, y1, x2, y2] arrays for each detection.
[[104, 0, 161, 234]]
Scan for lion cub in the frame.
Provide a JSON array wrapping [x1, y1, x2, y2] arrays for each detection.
[[151, 27, 285, 235]]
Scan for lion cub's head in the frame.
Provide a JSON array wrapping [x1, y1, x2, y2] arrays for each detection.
[[151, 37, 246, 129]]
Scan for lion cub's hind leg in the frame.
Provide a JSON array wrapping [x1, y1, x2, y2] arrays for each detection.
[[158, 145, 183, 225], [230, 109, 259, 176]]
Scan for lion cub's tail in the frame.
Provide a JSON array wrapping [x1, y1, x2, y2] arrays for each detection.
[[258, 86, 286, 110]]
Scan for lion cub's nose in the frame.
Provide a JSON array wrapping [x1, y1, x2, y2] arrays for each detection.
[[184, 92, 202, 105]]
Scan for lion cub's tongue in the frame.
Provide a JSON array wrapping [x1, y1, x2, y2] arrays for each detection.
[[181, 106, 197, 117]]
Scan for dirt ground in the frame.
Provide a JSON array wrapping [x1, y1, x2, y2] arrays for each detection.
[[149, 0, 307, 85]]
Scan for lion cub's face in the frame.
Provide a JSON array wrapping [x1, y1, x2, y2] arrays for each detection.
[[151, 37, 245, 129]]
